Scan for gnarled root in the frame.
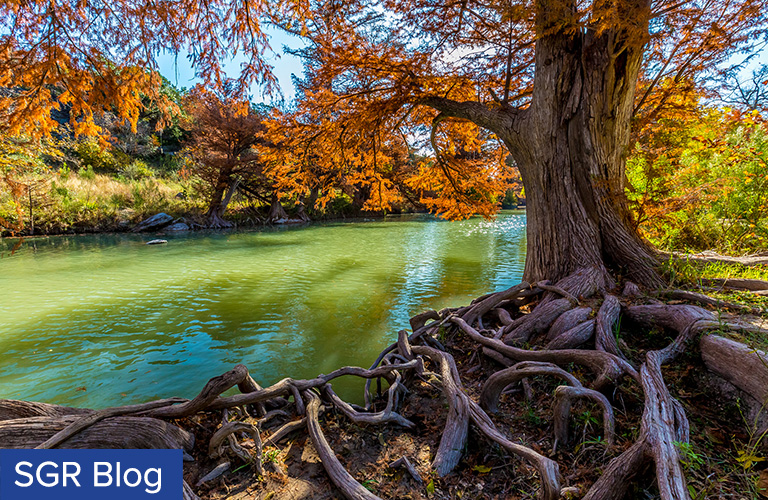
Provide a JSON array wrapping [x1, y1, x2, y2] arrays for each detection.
[[5, 271, 764, 500], [480, 362, 582, 413], [304, 390, 381, 500], [412, 344, 561, 500], [552, 385, 615, 451]]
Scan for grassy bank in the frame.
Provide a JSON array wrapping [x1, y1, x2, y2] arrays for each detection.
[[0, 170, 201, 236]]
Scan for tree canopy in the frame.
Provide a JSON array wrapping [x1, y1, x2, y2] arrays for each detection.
[[2, 0, 765, 221]]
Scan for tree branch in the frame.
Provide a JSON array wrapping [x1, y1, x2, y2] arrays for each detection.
[[418, 96, 524, 141]]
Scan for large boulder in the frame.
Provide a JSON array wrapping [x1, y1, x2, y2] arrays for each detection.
[[132, 213, 174, 232]]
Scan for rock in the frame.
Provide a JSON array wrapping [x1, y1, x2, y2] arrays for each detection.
[[146, 239, 167, 245], [165, 222, 190, 232], [132, 213, 174, 232], [272, 218, 307, 225]]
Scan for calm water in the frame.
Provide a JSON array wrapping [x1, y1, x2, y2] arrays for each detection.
[[0, 212, 526, 408]]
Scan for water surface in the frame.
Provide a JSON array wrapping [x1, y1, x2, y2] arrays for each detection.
[[0, 212, 526, 408]]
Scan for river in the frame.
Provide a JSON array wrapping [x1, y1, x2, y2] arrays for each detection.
[[0, 211, 527, 408]]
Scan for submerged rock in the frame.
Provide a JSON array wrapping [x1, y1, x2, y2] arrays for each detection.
[[146, 239, 168, 245], [272, 218, 307, 225], [132, 213, 174, 232], [165, 222, 190, 232]]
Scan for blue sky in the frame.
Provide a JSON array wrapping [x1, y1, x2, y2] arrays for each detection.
[[155, 28, 304, 106], [155, 29, 767, 108]]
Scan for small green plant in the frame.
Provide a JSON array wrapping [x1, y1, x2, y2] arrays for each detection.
[[574, 435, 604, 453], [79, 165, 96, 180], [361, 478, 378, 492], [262, 449, 281, 464], [676, 441, 705, 471], [575, 410, 599, 430], [119, 160, 154, 180], [521, 404, 543, 426]]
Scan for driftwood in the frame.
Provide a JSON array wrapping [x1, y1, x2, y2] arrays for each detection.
[[0, 415, 194, 450]]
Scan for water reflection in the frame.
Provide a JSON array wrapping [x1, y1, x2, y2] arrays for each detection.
[[0, 212, 527, 408]]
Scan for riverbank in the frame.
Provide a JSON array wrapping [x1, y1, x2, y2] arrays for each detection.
[[4, 277, 768, 500]]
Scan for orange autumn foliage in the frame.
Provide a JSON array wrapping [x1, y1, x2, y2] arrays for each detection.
[[1, 0, 766, 222]]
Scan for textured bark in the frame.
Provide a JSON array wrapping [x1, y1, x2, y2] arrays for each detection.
[[205, 168, 236, 228], [304, 391, 382, 500], [453, 317, 639, 389], [700, 335, 768, 405], [266, 194, 289, 223], [413, 346, 470, 477], [37, 398, 186, 449], [0, 415, 193, 450], [423, 0, 661, 287], [0, 400, 91, 420], [594, 295, 625, 359], [582, 441, 648, 500], [499, 18, 661, 287], [552, 385, 615, 450], [640, 352, 690, 500], [412, 345, 561, 500], [208, 421, 263, 475], [462, 282, 531, 326], [480, 362, 582, 413], [546, 307, 593, 341], [502, 298, 573, 343], [547, 319, 595, 350]]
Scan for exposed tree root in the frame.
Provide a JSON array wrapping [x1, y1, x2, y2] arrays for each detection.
[[546, 306, 592, 341], [4, 271, 768, 499], [595, 295, 627, 361], [665, 250, 768, 267], [205, 211, 234, 229], [552, 385, 615, 451], [700, 334, 768, 405]]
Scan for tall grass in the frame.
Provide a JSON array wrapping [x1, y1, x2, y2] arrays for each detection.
[[0, 171, 202, 235]]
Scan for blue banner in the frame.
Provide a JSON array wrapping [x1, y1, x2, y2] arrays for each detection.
[[0, 449, 182, 499]]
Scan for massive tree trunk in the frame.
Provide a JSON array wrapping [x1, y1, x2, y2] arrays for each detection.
[[423, 1, 662, 289], [508, 22, 661, 288]]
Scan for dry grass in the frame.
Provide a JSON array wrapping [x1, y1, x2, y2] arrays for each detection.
[[1, 171, 202, 235]]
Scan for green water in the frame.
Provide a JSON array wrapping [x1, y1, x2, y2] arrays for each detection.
[[0, 212, 526, 408]]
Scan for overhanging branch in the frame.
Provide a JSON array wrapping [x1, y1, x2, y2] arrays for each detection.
[[418, 95, 525, 141]]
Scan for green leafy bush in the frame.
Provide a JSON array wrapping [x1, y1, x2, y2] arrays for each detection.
[[628, 110, 768, 254]]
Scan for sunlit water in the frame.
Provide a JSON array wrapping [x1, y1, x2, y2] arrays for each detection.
[[0, 212, 527, 408]]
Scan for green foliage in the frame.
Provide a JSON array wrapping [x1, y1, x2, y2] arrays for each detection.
[[662, 257, 768, 285], [628, 109, 768, 254], [74, 139, 121, 173], [676, 441, 705, 471], [79, 165, 96, 179], [119, 160, 154, 180]]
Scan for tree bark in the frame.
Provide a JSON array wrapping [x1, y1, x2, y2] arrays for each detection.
[[504, 17, 660, 287], [205, 165, 236, 227], [422, 0, 663, 288]]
